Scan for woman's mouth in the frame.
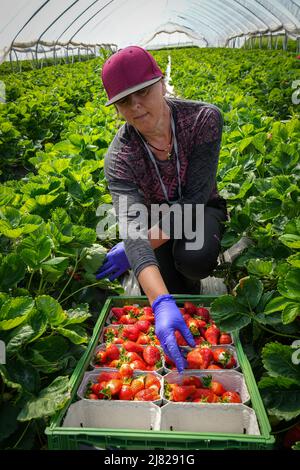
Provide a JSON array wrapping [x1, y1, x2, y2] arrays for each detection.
[[134, 113, 148, 120]]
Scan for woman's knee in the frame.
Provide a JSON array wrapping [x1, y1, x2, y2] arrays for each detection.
[[173, 248, 219, 280]]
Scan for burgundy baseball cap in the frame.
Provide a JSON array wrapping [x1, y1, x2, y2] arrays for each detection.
[[101, 46, 164, 106]]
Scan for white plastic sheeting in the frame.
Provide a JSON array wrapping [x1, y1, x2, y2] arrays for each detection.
[[1, 0, 300, 61]]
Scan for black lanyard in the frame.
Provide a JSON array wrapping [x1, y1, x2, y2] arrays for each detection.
[[137, 113, 182, 204]]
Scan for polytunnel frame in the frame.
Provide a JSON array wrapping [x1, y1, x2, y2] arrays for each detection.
[[3, 0, 300, 64]]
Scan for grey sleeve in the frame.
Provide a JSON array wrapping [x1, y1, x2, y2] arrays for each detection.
[[105, 176, 159, 279], [158, 107, 223, 237]]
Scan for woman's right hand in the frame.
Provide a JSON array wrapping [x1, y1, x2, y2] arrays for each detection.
[[152, 294, 196, 373]]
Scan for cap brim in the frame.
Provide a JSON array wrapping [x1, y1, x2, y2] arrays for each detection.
[[105, 76, 163, 106]]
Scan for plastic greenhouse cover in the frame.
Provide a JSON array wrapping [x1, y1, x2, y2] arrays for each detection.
[[0, 0, 300, 61]]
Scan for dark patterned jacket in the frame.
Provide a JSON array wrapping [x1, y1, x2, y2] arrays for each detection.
[[104, 97, 226, 278]]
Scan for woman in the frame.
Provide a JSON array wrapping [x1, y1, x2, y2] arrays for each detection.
[[96, 46, 228, 372]]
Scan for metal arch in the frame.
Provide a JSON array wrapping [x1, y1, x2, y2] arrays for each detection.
[[252, 0, 291, 29], [35, 1, 80, 56], [187, 1, 247, 37], [261, 0, 300, 28], [181, 2, 243, 38], [177, 14, 232, 42], [56, 0, 103, 43], [68, 0, 116, 42], [228, 0, 270, 30], [176, 14, 229, 44], [190, 0, 258, 34], [10, 0, 51, 47]]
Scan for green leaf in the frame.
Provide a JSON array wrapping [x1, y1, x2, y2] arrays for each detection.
[[210, 295, 251, 331], [80, 243, 107, 273], [35, 295, 67, 326], [68, 134, 84, 147], [6, 358, 40, 393], [35, 194, 60, 206], [264, 296, 291, 314], [246, 259, 275, 277], [0, 297, 34, 331], [239, 136, 253, 152], [19, 249, 39, 268], [62, 304, 91, 325], [0, 254, 26, 290], [6, 323, 36, 354], [279, 234, 300, 249], [0, 403, 20, 442], [235, 276, 264, 309], [5, 308, 47, 353], [19, 234, 52, 264], [282, 302, 300, 325], [287, 253, 300, 269], [258, 376, 300, 421], [25, 335, 70, 373], [261, 342, 300, 382], [278, 269, 300, 301], [41, 257, 68, 272], [71, 225, 96, 245], [18, 376, 70, 421], [56, 324, 89, 344]]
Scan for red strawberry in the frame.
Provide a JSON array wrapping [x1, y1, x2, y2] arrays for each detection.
[[130, 376, 145, 395], [207, 364, 222, 370], [105, 343, 120, 361], [198, 346, 214, 368], [184, 302, 197, 315], [175, 330, 188, 346], [186, 318, 200, 336], [213, 348, 236, 368], [95, 349, 107, 365], [196, 306, 210, 322], [219, 332, 232, 344], [121, 325, 140, 342], [136, 333, 151, 345], [169, 384, 196, 402], [97, 371, 120, 382], [129, 359, 147, 370], [118, 363, 133, 378], [221, 391, 241, 403], [123, 305, 140, 317], [186, 348, 205, 369], [123, 340, 144, 354], [205, 325, 220, 345], [110, 307, 124, 319], [134, 389, 156, 401], [143, 345, 161, 366], [135, 320, 151, 333], [105, 379, 123, 396], [87, 393, 98, 400], [192, 389, 219, 403], [182, 376, 202, 388], [119, 384, 134, 400], [144, 374, 161, 390], [202, 376, 226, 396], [119, 314, 137, 324]]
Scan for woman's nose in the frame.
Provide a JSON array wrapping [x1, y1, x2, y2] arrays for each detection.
[[129, 92, 142, 108]]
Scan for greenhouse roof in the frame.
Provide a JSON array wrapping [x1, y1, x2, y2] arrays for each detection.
[[1, 0, 300, 61]]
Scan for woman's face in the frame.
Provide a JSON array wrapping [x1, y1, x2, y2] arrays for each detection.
[[115, 79, 168, 133]]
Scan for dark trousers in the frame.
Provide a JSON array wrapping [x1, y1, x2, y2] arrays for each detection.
[[141, 204, 228, 295]]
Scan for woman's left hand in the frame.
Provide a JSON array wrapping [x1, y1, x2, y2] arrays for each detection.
[[96, 241, 130, 281]]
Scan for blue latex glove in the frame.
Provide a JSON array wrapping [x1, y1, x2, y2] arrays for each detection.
[[152, 294, 196, 373], [95, 241, 130, 282]]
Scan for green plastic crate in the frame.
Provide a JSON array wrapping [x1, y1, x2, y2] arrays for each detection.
[[45, 295, 275, 450]]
